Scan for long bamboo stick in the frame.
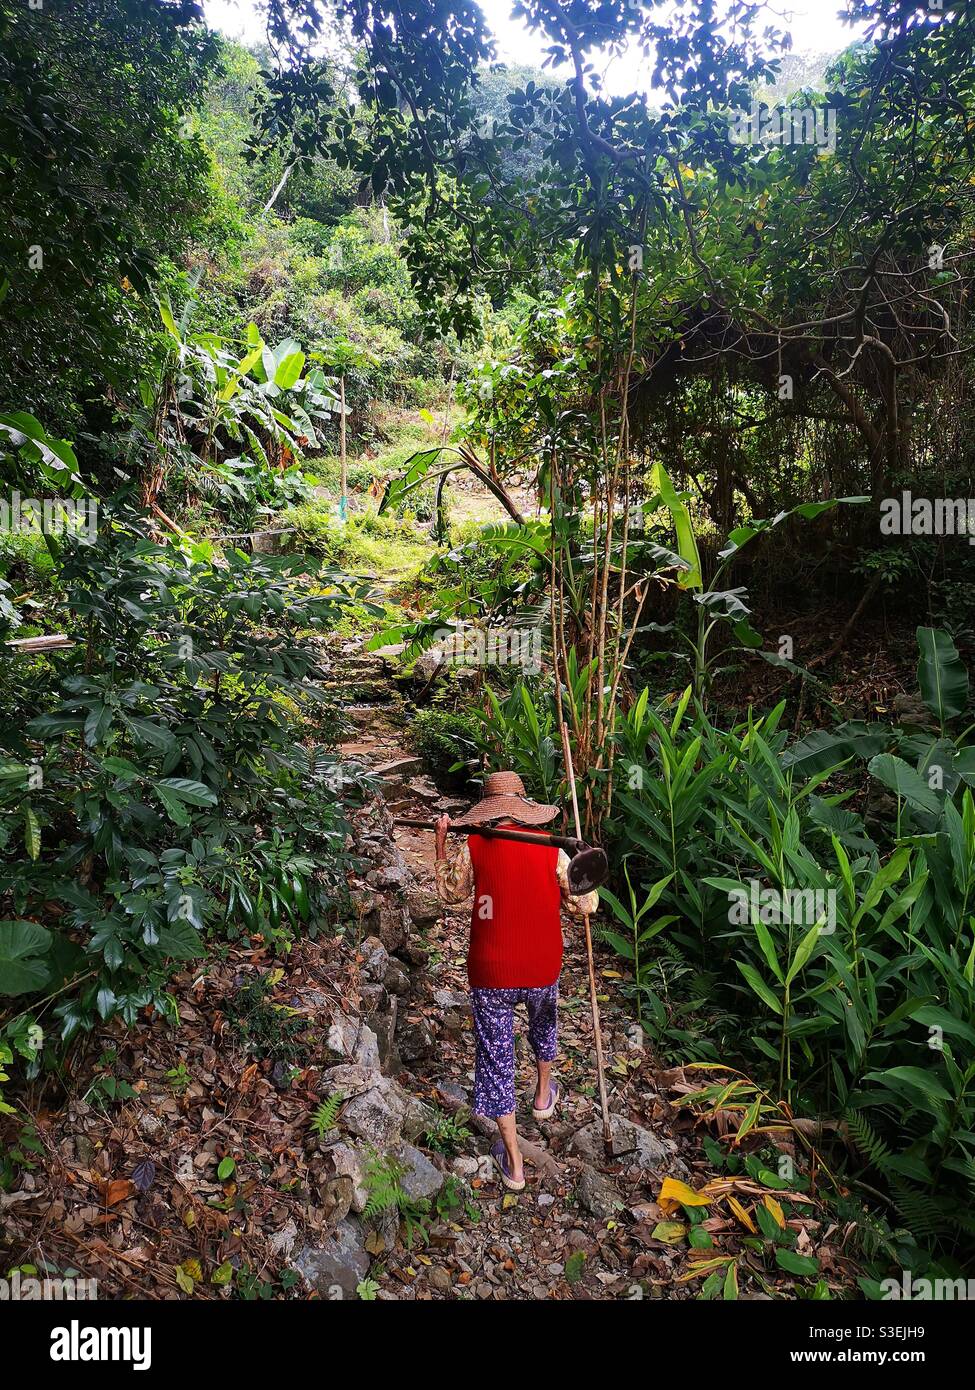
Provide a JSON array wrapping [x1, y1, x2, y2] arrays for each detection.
[[560, 718, 613, 1154]]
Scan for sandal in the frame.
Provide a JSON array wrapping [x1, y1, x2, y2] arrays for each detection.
[[490, 1141, 526, 1192], [532, 1082, 560, 1122]]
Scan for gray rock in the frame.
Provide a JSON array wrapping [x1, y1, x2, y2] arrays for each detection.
[[452, 1154, 492, 1182], [324, 1012, 381, 1070], [427, 1266, 452, 1292], [413, 647, 449, 683], [569, 1114, 673, 1172], [359, 936, 389, 984], [401, 1091, 437, 1142], [365, 995, 398, 1071], [433, 988, 469, 1037], [435, 1079, 469, 1108], [361, 1204, 399, 1256], [406, 775, 440, 803], [392, 1143, 444, 1202], [293, 1219, 369, 1298], [318, 1173, 354, 1228], [893, 692, 938, 731], [398, 940, 429, 969], [329, 1142, 370, 1213], [451, 1156, 480, 1180], [359, 981, 385, 1012], [576, 1164, 623, 1220], [339, 1081, 404, 1149], [383, 960, 411, 996], [433, 988, 468, 1010], [405, 887, 441, 929], [367, 862, 411, 892], [322, 1064, 433, 1149], [376, 899, 410, 952], [137, 1112, 165, 1141], [397, 1013, 436, 1065], [373, 755, 423, 780]]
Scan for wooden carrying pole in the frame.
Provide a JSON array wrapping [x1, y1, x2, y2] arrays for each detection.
[[394, 817, 582, 851], [559, 719, 614, 1155]]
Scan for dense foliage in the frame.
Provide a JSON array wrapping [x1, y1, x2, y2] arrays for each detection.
[[3, 0, 975, 1292]]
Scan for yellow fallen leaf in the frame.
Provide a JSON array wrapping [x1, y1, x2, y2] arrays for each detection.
[[601, 970, 622, 979], [650, 1220, 687, 1244], [726, 1195, 757, 1233], [502, 1193, 519, 1210], [763, 1194, 786, 1229], [675, 1256, 734, 1282], [658, 1177, 710, 1214]]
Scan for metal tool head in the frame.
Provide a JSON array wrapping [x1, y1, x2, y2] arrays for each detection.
[[566, 845, 608, 895]]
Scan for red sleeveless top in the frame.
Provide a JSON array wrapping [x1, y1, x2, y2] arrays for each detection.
[[466, 823, 563, 988]]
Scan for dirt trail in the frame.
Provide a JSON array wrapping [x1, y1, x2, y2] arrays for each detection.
[[329, 636, 715, 1299]]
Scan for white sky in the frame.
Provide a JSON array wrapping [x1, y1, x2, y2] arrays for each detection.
[[204, 0, 865, 94]]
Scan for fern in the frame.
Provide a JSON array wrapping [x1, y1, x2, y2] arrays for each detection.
[[309, 1091, 343, 1138], [846, 1111, 894, 1172], [362, 1152, 409, 1218], [890, 1181, 954, 1241], [362, 1152, 431, 1248]]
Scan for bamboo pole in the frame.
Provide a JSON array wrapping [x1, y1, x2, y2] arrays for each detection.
[[560, 717, 613, 1155]]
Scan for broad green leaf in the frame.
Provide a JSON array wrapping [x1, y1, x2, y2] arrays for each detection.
[[23, 806, 40, 861], [867, 753, 941, 814], [916, 626, 968, 725], [274, 348, 306, 390], [154, 778, 217, 807], [776, 1248, 819, 1276], [653, 462, 702, 589], [0, 920, 52, 996], [780, 731, 852, 777]]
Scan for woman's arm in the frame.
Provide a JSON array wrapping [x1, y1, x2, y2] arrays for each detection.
[[433, 814, 474, 904]]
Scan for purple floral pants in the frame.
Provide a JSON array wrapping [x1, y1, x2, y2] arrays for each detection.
[[470, 984, 559, 1119]]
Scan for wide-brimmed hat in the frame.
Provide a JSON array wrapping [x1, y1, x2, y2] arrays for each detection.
[[453, 770, 559, 827]]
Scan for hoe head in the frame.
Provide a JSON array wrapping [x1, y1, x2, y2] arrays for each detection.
[[565, 843, 609, 896]]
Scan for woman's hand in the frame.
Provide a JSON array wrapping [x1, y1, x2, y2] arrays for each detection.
[[434, 813, 451, 860]]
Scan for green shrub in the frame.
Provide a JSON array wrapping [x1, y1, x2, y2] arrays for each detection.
[[0, 499, 370, 1058], [407, 707, 480, 785]]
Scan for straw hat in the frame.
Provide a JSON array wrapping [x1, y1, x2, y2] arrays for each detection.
[[452, 770, 559, 827]]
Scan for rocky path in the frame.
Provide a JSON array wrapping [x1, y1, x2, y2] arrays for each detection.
[[306, 637, 723, 1300]]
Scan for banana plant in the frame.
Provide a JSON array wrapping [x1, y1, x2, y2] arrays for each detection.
[[140, 299, 339, 509], [378, 441, 526, 539], [780, 627, 975, 830]]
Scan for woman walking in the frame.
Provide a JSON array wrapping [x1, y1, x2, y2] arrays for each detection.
[[434, 771, 598, 1191]]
